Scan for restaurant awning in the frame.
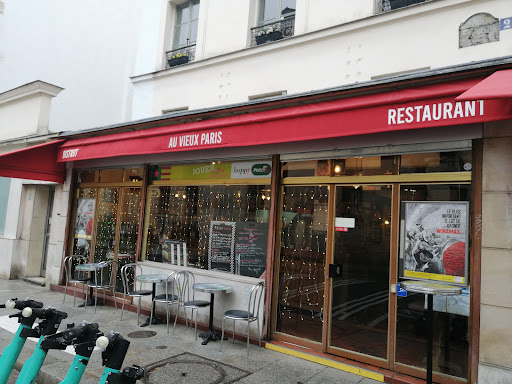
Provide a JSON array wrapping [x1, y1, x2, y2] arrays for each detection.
[[456, 69, 512, 101], [57, 75, 512, 163], [0, 140, 66, 183]]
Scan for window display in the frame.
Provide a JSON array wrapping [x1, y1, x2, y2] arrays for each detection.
[[143, 184, 271, 278]]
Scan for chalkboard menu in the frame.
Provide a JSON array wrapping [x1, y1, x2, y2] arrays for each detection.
[[208, 221, 236, 273], [235, 221, 268, 278]]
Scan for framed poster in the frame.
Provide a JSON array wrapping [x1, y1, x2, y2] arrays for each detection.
[[75, 198, 95, 240], [401, 201, 469, 286]]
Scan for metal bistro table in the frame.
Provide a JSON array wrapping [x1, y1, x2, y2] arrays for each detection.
[[193, 283, 233, 345], [401, 280, 461, 384], [136, 273, 171, 327], [75, 263, 101, 307]]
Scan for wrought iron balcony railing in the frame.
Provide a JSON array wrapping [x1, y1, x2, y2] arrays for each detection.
[[250, 15, 295, 47], [165, 44, 196, 69], [377, 0, 429, 13]]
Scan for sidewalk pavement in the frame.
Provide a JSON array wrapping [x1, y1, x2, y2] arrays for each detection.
[[0, 278, 387, 384]]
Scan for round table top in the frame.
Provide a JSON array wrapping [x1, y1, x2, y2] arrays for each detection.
[[75, 263, 100, 271], [193, 283, 233, 294], [136, 273, 172, 283], [401, 280, 462, 296]]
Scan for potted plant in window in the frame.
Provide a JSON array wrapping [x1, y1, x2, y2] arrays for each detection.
[[255, 26, 283, 45], [167, 53, 189, 68]]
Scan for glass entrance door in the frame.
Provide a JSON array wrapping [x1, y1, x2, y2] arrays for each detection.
[[328, 185, 392, 361]]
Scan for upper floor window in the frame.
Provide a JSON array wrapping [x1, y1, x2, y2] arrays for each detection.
[[259, 0, 296, 24], [378, 0, 429, 12], [166, 0, 199, 68], [251, 0, 296, 46], [173, 0, 200, 48]]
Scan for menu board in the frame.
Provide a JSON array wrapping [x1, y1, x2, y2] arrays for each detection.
[[235, 222, 268, 277], [208, 221, 236, 273]]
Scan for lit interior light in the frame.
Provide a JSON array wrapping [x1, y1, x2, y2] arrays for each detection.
[[334, 165, 342, 174], [384, 220, 390, 225]]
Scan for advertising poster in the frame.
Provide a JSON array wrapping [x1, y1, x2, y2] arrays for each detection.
[[75, 198, 95, 247], [402, 201, 469, 286]]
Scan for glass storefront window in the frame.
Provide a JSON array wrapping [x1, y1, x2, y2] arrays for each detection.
[[400, 151, 472, 174], [93, 188, 119, 262], [144, 184, 271, 278], [282, 151, 472, 178], [123, 167, 144, 182], [118, 188, 142, 255], [77, 171, 98, 184], [397, 184, 471, 379], [72, 188, 97, 258], [276, 185, 328, 343], [100, 169, 124, 183]]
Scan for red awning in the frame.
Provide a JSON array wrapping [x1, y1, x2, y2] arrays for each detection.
[[0, 140, 66, 183], [57, 76, 512, 163], [456, 70, 512, 101]]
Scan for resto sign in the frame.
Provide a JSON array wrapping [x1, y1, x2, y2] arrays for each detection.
[[388, 100, 484, 126]]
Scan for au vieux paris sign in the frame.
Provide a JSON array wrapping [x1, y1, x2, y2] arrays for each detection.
[[59, 96, 512, 162]]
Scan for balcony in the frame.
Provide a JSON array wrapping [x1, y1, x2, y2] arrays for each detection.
[[165, 44, 196, 69], [250, 14, 295, 47], [377, 0, 429, 13]]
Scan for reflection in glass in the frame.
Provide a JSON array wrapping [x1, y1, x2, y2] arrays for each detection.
[[93, 188, 119, 263], [396, 184, 470, 379], [281, 151, 472, 178], [276, 185, 328, 343], [72, 188, 96, 258], [330, 185, 391, 359], [144, 185, 270, 278]]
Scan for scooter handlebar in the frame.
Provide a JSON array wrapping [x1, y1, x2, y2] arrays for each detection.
[[21, 306, 67, 320], [5, 298, 44, 310], [63, 322, 100, 342]]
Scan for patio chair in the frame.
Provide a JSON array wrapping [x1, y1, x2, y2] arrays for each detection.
[[174, 270, 210, 339], [87, 260, 118, 313], [150, 272, 178, 333], [221, 281, 265, 354], [120, 263, 152, 325], [62, 255, 89, 307]]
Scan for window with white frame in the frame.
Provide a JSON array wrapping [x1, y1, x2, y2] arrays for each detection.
[[252, 0, 295, 46], [0, 177, 11, 235], [258, 0, 296, 24], [173, 0, 200, 49]]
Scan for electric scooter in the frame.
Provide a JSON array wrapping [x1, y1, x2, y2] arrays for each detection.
[[0, 298, 44, 384], [14, 306, 68, 384], [96, 331, 144, 384], [39, 321, 103, 384]]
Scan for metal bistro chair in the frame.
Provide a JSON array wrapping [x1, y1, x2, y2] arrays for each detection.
[[174, 271, 210, 339], [120, 263, 152, 325], [221, 281, 265, 354], [62, 255, 90, 307], [87, 260, 118, 313], [150, 272, 178, 333]]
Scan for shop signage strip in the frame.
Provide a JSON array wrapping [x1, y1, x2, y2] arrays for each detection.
[[58, 80, 512, 163]]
